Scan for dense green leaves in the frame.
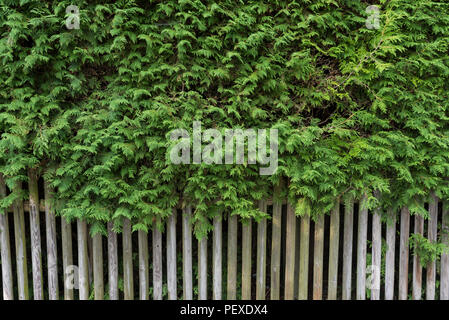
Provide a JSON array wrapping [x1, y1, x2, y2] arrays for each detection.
[[0, 0, 448, 238]]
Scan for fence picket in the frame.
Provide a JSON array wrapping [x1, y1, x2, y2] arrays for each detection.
[[61, 217, 73, 300], [0, 174, 13, 300], [298, 214, 310, 300], [441, 201, 449, 300], [123, 218, 133, 300], [242, 219, 252, 300], [385, 209, 396, 300], [356, 196, 368, 300], [371, 205, 382, 300], [107, 222, 119, 300], [399, 207, 410, 300], [328, 202, 340, 300], [167, 211, 177, 300], [284, 203, 296, 300], [182, 206, 192, 300], [412, 215, 424, 300], [313, 214, 324, 300], [227, 215, 237, 300], [152, 219, 163, 300], [44, 180, 58, 300], [270, 199, 282, 300], [198, 237, 208, 300], [77, 219, 89, 300], [138, 230, 149, 300], [342, 197, 354, 300], [213, 216, 222, 300], [93, 233, 104, 300], [256, 200, 267, 300], [426, 193, 438, 300]]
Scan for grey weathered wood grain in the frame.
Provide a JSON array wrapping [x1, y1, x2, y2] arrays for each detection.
[[138, 230, 149, 300], [122, 217, 133, 300], [13, 181, 29, 300], [152, 219, 163, 300], [93, 232, 104, 300], [198, 236, 208, 300], [412, 214, 423, 300], [182, 206, 192, 300], [0, 174, 13, 300], [61, 217, 73, 300], [384, 209, 396, 300], [328, 202, 340, 300], [167, 211, 177, 300], [227, 215, 237, 300], [213, 216, 222, 300], [256, 200, 267, 300], [399, 207, 410, 300], [441, 201, 449, 300], [313, 214, 324, 300], [298, 213, 310, 300], [356, 195, 368, 300], [44, 180, 58, 300], [270, 199, 282, 300], [284, 202, 296, 300], [371, 202, 381, 300], [28, 169, 43, 300], [107, 221, 118, 300], [77, 219, 89, 300], [426, 193, 438, 300], [342, 197, 354, 300], [242, 219, 252, 300]]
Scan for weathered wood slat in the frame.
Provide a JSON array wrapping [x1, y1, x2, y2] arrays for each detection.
[[384, 210, 396, 300], [256, 200, 267, 300], [0, 174, 13, 300], [342, 197, 354, 300], [441, 201, 449, 300], [107, 222, 119, 300], [313, 214, 324, 300], [242, 219, 252, 300], [61, 217, 73, 300], [328, 202, 340, 300], [138, 230, 149, 300], [298, 214, 310, 300], [28, 169, 43, 300], [87, 227, 93, 286], [198, 237, 208, 300], [13, 182, 29, 300], [399, 207, 410, 300], [182, 206, 192, 300], [356, 196, 368, 300], [227, 215, 237, 300], [44, 180, 58, 300], [284, 203, 296, 300], [122, 218, 134, 300], [152, 219, 163, 300], [77, 219, 89, 300], [426, 193, 438, 300], [412, 215, 423, 300], [371, 205, 382, 300], [213, 216, 222, 300], [270, 200, 282, 300], [167, 211, 177, 300], [93, 233, 104, 300]]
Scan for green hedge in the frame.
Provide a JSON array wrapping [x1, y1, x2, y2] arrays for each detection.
[[0, 0, 448, 237]]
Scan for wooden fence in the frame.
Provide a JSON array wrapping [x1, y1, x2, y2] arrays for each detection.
[[0, 175, 448, 300]]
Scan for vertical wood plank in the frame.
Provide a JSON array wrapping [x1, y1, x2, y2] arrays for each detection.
[[270, 199, 282, 300], [61, 217, 73, 300], [284, 202, 296, 300], [182, 206, 192, 300], [399, 207, 410, 300], [152, 219, 163, 300], [342, 197, 354, 300], [371, 204, 382, 300], [44, 180, 58, 300], [412, 215, 423, 300], [77, 219, 89, 300], [93, 233, 104, 300], [426, 193, 438, 300], [313, 214, 324, 300], [138, 230, 149, 300], [167, 211, 177, 300], [122, 217, 133, 300], [256, 200, 267, 300], [441, 201, 449, 300], [0, 174, 13, 300], [356, 196, 368, 300], [13, 181, 29, 300], [227, 215, 237, 300], [298, 214, 310, 300], [87, 227, 93, 286], [198, 237, 208, 300], [28, 168, 43, 300], [328, 202, 340, 300], [384, 209, 396, 300], [213, 216, 222, 300], [242, 219, 252, 300], [107, 221, 118, 300]]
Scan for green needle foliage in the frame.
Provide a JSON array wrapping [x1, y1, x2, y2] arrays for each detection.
[[0, 0, 448, 238]]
